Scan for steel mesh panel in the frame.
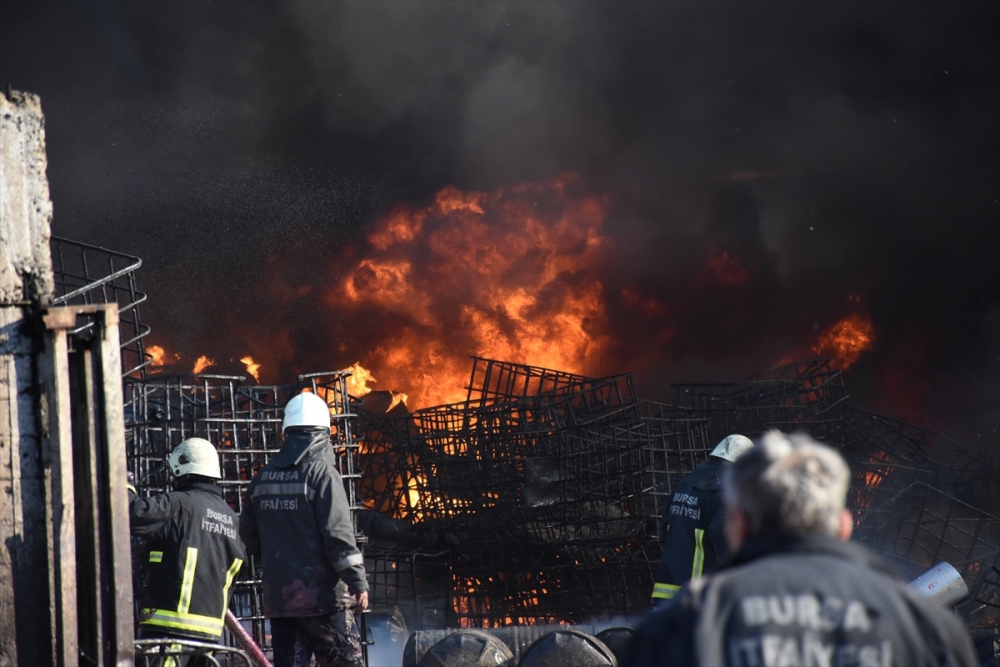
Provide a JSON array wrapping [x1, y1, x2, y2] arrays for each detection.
[[670, 359, 848, 441], [466, 356, 593, 407], [50, 236, 152, 378]]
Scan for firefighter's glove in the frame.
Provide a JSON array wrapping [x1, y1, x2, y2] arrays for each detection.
[[351, 591, 369, 614]]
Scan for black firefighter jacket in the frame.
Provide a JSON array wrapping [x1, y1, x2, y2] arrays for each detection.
[[239, 427, 369, 618], [625, 534, 977, 667], [129, 479, 246, 640], [652, 457, 729, 603]]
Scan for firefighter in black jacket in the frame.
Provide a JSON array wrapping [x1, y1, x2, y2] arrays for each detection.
[[128, 437, 245, 664], [651, 434, 754, 605], [624, 431, 977, 667], [239, 391, 369, 667]]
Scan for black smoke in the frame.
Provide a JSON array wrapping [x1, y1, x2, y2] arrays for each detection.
[[2, 1, 997, 450]]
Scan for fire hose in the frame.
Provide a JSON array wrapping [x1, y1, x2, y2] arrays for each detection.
[[225, 610, 273, 667]]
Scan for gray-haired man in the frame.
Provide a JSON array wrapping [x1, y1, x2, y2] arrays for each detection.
[[625, 431, 976, 667]]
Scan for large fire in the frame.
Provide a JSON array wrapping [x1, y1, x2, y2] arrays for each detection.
[[813, 313, 875, 370], [328, 174, 613, 409]]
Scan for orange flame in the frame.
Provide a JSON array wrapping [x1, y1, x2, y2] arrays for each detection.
[[147, 344, 166, 367], [329, 174, 613, 409], [863, 449, 892, 488], [192, 355, 216, 374], [344, 362, 407, 412], [813, 313, 875, 369], [387, 392, 408, 412], [240, 356, 261, 383], [345, 362, 376, 397]]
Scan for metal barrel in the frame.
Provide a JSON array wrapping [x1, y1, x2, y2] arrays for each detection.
[[907, 562, 969, 606], [404, 625, 612, 667], [417, 629, 515, 667], [518, 629, 617, 667]]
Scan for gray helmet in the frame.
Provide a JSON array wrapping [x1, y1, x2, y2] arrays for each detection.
[[710, 434, 754, 462]]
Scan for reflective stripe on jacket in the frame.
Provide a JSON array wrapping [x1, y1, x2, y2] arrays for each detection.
[[239, 427, 368, 618], [652, 457, 728, 602], [130, 480, 246, 640]]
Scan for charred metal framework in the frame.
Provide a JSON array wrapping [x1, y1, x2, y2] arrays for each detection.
[[123, 356, 998, 642], [50, 236, 151, 378], [356, 357, 998, 629]]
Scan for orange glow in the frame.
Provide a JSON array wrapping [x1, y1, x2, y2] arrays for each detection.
[[708, 250, 750, 286], [147, 344, 166, 367], [192, 355, 216, 374], [240, 356, 261, 383], [863, 449, 892, 488], [813, 313, 875, 369], [387, 391, 408, 412], [345, 362, 377, 397], [329, 174, 613, 409]]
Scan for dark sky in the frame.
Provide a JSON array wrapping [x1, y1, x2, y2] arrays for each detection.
[[2, 1, 998, 447]]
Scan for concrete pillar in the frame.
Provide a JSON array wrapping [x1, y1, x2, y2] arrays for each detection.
[[0, 89, 56, 667]]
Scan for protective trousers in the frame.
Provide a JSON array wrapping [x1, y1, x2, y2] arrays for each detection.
[[270, 611, 364, 667]]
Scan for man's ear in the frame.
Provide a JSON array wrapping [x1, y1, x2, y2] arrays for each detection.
[[838, 508, 853, 542]]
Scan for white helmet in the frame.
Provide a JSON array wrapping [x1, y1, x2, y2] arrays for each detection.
[[282, 392, 331, 433], [710, 434, 754, 462], [167, 437, 221, 479]]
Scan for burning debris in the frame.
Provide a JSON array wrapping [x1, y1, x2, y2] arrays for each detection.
[[192, 355, 216, 374], [54, 234, 997, 650], [357, 357, 998, 630], [121, 356, 998, 646]]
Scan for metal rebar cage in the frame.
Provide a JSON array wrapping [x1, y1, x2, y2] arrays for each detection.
[[355, 356, 996, 629], [122, 356, 998, 636], [50, 236, 151, 378]]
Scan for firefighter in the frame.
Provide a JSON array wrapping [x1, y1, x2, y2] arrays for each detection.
[[624, 431, 977, 667], [651, 434, 754, 606], [239, 391, 369, 667], [128, 437, 246, 667]]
